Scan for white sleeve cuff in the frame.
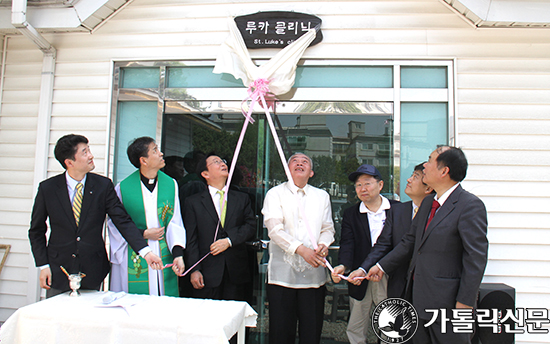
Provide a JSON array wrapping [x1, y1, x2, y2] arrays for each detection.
[[138, 246, 152, 257], [288, 240, 302, 254], [39, 264, 50, 270], [376, 262, 386, 274]]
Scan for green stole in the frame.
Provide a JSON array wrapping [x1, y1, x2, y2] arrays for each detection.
[[119, 170, 178, 296]]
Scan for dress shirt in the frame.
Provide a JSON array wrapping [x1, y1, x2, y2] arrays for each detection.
[[359, 195, 390, 247], [66, 172, 87, 205], [262, 182, 335, 289], [434, 182, 460, 207]]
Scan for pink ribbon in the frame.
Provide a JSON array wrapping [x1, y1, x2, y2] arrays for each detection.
[[326, 264, 367, 281], [181, 251, 211, 277]]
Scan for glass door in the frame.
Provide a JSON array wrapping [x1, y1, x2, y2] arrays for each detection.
[[162, 100, 394, 343]]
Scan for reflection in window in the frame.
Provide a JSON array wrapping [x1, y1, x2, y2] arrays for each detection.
[[162, 111, 394, 246], [362, 158, 374, 165], [362, 143, 373, 150], [287, 136, 307, 150], [378, 158, 390, 166]]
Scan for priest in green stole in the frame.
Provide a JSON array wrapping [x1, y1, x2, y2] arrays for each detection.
[[108, 137, 186, 296]]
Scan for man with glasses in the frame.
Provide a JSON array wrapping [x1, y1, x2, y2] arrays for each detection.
[[183, 153, 256, 303], [332, 164, 397, 344], [346, 162, 434, 300]]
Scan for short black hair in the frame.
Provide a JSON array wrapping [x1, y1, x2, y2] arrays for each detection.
[[414, 161, 435, 193], [54, 134, 89, 169], [436, 146, 468, 182], [127, 136, 155, 168], [195, 152, 220, 183], [413, 162, 425, 173]]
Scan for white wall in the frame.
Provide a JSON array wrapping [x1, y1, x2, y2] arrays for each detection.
[[0, 0, 548, 341]]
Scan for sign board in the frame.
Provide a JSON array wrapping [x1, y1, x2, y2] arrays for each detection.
[[234, 11, 323, 49]]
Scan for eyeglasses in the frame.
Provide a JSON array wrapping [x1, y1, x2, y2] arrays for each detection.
[[355, 182, 376, 189], [207, 158, 227, 167]]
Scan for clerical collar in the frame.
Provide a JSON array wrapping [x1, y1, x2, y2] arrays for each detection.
[[140, 173, 157, 192]]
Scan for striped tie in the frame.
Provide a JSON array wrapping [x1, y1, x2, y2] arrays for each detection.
[[73, 182, 83, 226]]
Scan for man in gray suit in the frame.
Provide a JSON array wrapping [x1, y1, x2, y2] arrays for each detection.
[[367, 146, 488, 344]]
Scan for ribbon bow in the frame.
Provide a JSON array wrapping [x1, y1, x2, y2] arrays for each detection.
[[240, 78, 273, 125]]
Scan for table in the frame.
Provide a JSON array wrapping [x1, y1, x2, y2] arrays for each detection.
[[0, 291, 257, 344]]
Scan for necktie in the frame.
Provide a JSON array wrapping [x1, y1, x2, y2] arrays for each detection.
[[413, 207, 418, 219], [73, 182, 83, 226], [425, 199, 440, 230], [217, 190, 226, 227]]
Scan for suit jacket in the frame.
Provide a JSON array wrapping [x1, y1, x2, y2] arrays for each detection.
[[338, 200, 397, 300], [360, 201, 413, 298], [379, 185, 488, 320], [29, 172, 148, 291], [183, 188, 256, 289]]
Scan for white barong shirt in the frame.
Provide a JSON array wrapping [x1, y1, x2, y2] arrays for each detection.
[[262, 182, 335, 289]]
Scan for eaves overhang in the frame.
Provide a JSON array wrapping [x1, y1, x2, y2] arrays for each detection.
[[0, 0, 132, 34], [441, 0, 550, 28]]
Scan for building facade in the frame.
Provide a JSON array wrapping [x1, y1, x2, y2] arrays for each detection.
[[1, 0, 549, 342]]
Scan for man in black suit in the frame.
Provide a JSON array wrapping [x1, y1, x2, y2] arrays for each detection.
[[332, 164, 397, 344], [368, 146, 488, 344], [347, 162, 434, 299], [29, 134, 162, 298], [183, 153, 256, 302]]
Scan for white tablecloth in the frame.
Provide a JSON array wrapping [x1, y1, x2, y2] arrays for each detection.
[[0, 291, 257, 344]]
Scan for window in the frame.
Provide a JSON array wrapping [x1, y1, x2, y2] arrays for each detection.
[[362, 143, 373, 150], [113, 61, 452, 201], [362, 158, 374, 165], [378, 144, 390, 151]]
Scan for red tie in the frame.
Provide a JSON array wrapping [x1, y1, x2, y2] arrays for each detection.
[[425, 199, 440, 230]]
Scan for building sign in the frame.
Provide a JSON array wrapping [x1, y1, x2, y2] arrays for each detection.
[[234, 11, 323, 49]]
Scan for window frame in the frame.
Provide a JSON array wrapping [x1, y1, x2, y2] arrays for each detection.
[[109, 58, 456, 198]]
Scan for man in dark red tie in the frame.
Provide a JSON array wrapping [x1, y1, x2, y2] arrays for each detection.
[[367, 146, 488, 344], [425, 200, 439, 228]]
